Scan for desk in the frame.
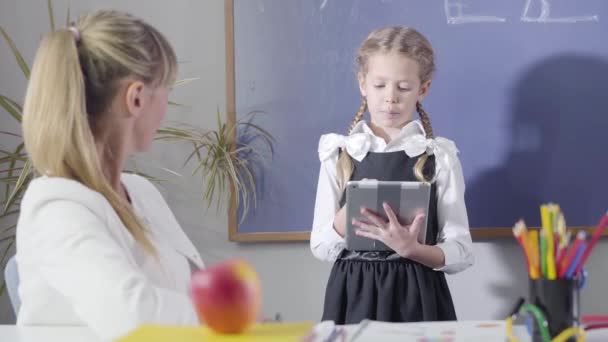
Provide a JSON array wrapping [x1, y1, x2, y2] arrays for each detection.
[[0, 325, 100, 342], [1, 323, 608, 341]]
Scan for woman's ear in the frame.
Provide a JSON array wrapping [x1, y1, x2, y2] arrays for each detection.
[[125, 80, 146, 118]]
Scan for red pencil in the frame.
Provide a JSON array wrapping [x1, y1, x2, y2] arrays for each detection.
[[553, 233, 559, 258], [573, 213, 608, 276], [555, 245, 567, 276], [582, 315, 608, 324], [558, 231, 586, 279]]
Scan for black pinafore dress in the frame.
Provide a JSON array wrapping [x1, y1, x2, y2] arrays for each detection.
[[321, 151, 457, 324]]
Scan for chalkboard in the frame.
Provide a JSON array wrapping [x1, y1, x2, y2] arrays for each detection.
[[225, 0, 608, 242]]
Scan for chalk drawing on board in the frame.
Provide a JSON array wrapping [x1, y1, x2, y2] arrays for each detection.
[[521, 0, 598, 23], [320, 0, 395, 11], [444, 0, 507, 24]]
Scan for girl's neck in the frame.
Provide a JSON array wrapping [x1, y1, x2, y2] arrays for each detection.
[[368, 121, 406, 144]]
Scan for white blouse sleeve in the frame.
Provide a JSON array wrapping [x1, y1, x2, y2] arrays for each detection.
[[310, 136, 347, 262], [432, 139, 475, 274], [21, 199, 198, 339]]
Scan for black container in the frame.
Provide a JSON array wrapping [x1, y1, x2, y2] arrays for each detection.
[[528, 277, 580, 342]]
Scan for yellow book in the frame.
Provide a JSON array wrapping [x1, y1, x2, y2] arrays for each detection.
[[117, 322, 315, 342], [540, 205, 556, 279]]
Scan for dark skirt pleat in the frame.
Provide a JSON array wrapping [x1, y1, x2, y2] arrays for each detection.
[[321, 257, 456, 324]]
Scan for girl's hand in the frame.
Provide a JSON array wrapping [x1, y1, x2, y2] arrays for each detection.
[[353, 202, 426, 258]]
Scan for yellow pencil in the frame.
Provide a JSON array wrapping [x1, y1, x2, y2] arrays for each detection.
[[528, 229, 540, 279], [541, 205, 556, 279]]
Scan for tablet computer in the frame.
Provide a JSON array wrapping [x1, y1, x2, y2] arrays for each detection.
[[345, 180, 431, 252]]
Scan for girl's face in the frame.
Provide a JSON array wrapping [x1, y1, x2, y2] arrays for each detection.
[[358, 52, 431, 131]]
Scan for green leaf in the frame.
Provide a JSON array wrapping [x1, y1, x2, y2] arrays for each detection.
[[0, 176, 19, 183], [47, 0, 55, 31], [184, 144, 206, 169], [4, 159, 31, 214], [0, 147, 26, 156], [0, 210, 18, 220], [238, 165, 257, 224], [4, 144, 24, 205], [0, 224, 16, 237], [173, 78, 198, 88], [168, 101, 184, 107], [0, 238, 15, 270], [157, 110, 275, 222], [0, 235, 15, 245], [0, 154, 27, 164], [0, 26, 30, 79], [0, 166, 24, 174], [66, 2, 71, 26], [0, 96, 22, 123], [0, 94, 23, 112], [0, 131, 23, 139]]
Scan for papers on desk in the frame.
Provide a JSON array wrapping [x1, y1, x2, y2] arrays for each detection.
[[312, 320, 508, 342]]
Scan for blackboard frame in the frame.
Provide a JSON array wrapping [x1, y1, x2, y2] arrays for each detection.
[[224, 0, 607, 242]]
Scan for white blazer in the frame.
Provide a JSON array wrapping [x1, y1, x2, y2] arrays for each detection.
[[15, 173, 204, 341]]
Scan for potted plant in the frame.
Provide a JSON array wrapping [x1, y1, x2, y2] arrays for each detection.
[[156, 110, 274, 224]]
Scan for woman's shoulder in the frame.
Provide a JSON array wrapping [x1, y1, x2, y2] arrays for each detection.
[[21, 176, 108, 212], [121, 172, 161, 196], [121, 172, 171, 212], [17, 176, 112, 240]]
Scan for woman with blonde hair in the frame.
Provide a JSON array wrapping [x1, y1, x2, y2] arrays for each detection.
[[15, 9, 203, 340]]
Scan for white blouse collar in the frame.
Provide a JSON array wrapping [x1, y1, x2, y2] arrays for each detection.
[[318, 120, 459, 164], [350, 119, 426, 141]]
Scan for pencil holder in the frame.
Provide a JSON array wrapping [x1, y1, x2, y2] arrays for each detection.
[[528, 277, 581, 342]]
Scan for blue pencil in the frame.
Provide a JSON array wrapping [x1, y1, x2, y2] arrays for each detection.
[[565, 241, 587, 279]]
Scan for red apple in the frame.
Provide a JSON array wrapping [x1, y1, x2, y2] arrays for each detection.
[[190, 259, 262, 334]]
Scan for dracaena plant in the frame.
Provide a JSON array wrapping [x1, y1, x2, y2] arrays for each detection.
[[156, 110, 274, 225]]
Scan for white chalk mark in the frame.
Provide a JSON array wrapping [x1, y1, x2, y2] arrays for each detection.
[[521, 0, 598, 23], [320, 0, 329, 10], [444, 0, 506, 24]]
